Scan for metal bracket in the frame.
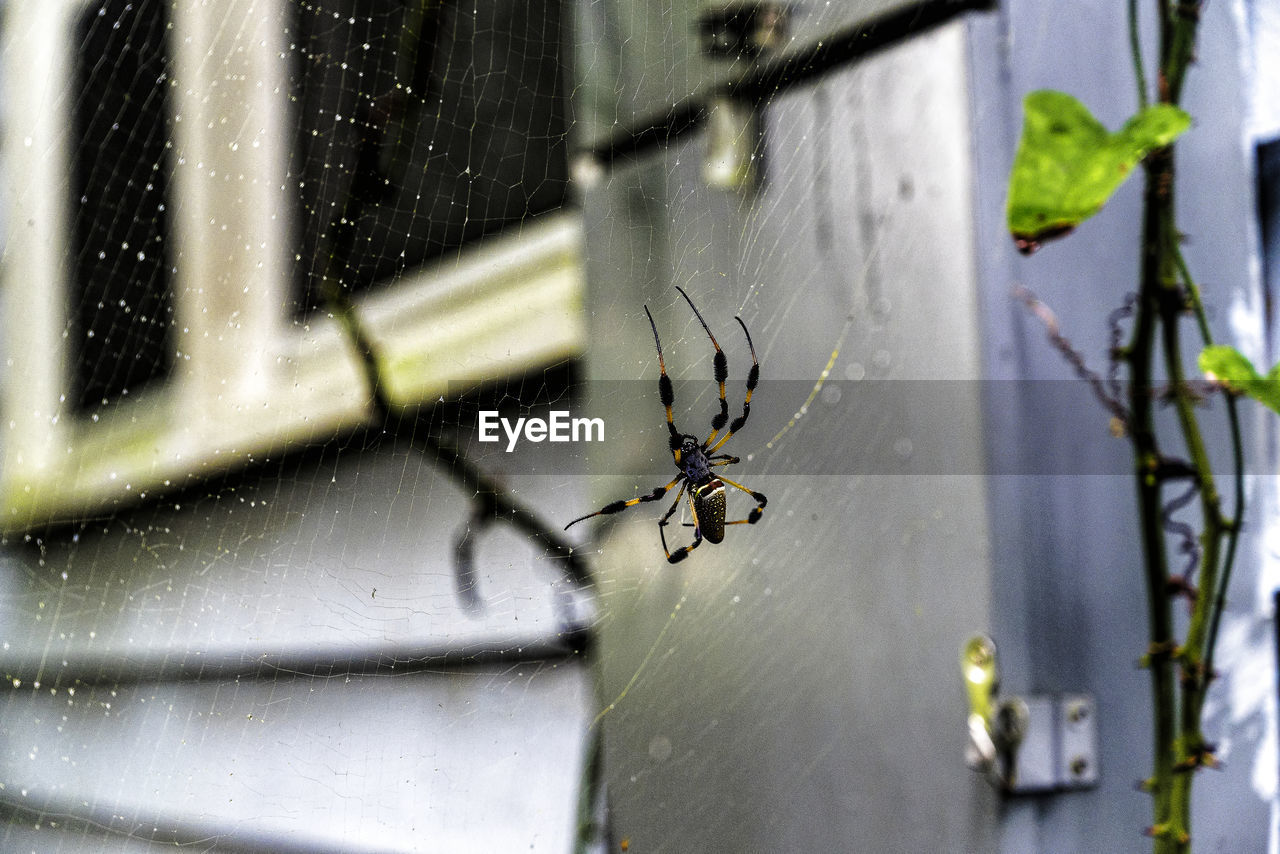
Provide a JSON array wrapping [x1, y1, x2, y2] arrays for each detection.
[[697, 2, 790, 190], [961, 636, 1098, 793], [699, 1, 790, 58]]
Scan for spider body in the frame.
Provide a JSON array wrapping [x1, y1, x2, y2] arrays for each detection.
[[678, 435, 713, 483], [665, 434, 728, 542], [565, 287, 766, 563]]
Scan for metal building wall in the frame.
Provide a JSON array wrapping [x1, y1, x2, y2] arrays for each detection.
[[578, 18, 999, 852]]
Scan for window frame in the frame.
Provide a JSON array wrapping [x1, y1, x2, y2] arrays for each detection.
[[0, 0, 584, 530]]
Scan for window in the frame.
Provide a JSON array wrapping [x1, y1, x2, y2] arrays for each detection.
[[0, 0, 583, 530]]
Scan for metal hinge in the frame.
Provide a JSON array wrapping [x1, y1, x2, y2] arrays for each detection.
[[961, 635, 1099, 793]]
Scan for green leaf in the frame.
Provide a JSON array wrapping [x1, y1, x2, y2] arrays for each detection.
[[1266, 359, 1280, 385], [1007, 90, 1191, 253], [1199, 345, 1280, 414]]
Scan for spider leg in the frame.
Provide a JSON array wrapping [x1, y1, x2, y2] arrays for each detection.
[[675, 286, 731, 444], [645, 305, 684, 465], [716, 474, 767, 525], [658, 484, 704, 564], [708, 316, 759, 454], [564, 476, 683, 530], [708, 455, 740, 466]]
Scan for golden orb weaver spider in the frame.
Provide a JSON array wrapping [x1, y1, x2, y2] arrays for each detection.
[[565, 287, 767, 563]]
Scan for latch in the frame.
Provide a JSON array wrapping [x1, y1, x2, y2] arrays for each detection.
[[961, 635, 1099, 793], [697, 2, 790, 189]]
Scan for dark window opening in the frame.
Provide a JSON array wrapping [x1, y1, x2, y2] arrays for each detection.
[[70, 0, 175, 414], [288, 0, 571, 315], [1256, 137, 1280, 367]]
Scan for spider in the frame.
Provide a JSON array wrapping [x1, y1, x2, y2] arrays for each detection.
[[565, 286, 767, 563]]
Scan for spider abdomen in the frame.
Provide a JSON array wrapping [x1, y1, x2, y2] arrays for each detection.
[[693, 478, 726, 544]]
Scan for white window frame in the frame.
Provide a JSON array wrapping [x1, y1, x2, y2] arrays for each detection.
[[0, 0, 584, 530]]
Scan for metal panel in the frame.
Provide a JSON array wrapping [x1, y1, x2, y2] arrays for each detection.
[[0, 442, 581, 678], [578, 20, 997, 852], [1, 665, 592, 853]]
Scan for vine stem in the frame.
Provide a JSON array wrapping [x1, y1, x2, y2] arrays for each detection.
[[1127, 2, 1228, 851], [1174, 245, 1246, 693], [1129, 149, 1179, 853], [1129, 0, 1149, 108]]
